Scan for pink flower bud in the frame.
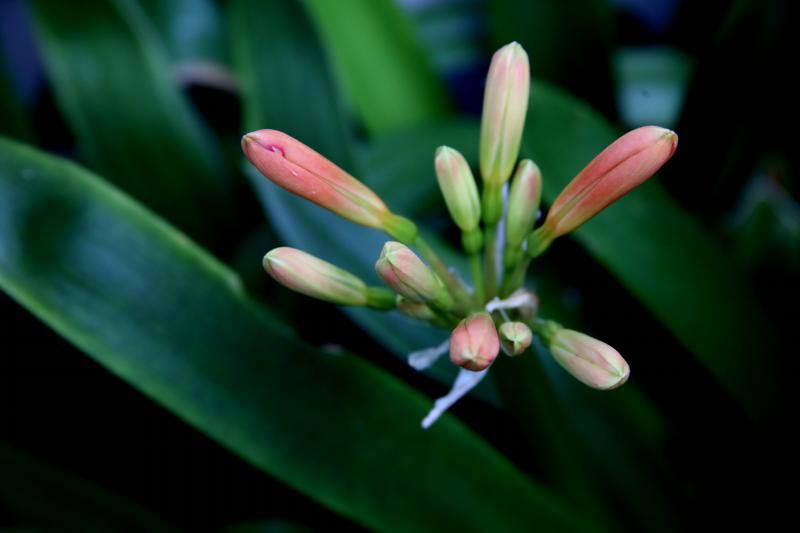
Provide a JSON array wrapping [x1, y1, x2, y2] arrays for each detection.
[[263, 247, 367, 306], [480, 42, 530, 186], [243, 130, 417, 243], [375, 242, 452, 308], [449, 312, 500, 371], [541, 126, 678, 240], [499, 321, 533, 356], [549, 329, 630, 390]]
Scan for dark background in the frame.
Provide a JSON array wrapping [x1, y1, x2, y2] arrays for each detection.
[[2, 0, 797, 531]]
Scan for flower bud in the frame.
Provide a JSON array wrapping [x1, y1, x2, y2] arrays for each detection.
[[376, 242, 452, 308], [396, 296, 436, 321], [538, 126, 678, 245], [263, 247, 367, 306], [449, 312, 500, 371], [243, 129, 417, 243], [504, 160, 542, 265], [499, 322, 533, 356], [434, 146, 481, 233], [549, 329, 630, 390], [479, 42, 530, 187]]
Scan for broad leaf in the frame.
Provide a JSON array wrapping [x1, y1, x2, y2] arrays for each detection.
[[0, 137, 591, 532], [28, 0, 232, 243], [0, 57, 31, 141], [138, 0, 226, 63], [301, 0, 451, 134], [489, 0, 616, 113]]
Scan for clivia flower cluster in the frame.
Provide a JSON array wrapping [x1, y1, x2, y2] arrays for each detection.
[[243, 42, 677, 428]]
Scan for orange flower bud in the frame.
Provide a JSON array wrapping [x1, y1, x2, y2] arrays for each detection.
[[449, 312, 500, 371], [243, 130, 417, 243], [534, 126, 678, 249]]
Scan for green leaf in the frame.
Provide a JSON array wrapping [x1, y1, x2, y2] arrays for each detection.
[[493, 348, 677, 532], [524, 81, 779, 419], [357, 118, 479, 218], [138, 0, 227, 63], [230, 0, 354, 169], [28, 0, 232, 243], [0, 442, 174, 532], [489, 0, 616, 113], [0, 136, 591, 532], [402, 0, 485, 73], [223, 519, 312, 533], [0, 58, 32, 141], [301, 0, 451, 134]]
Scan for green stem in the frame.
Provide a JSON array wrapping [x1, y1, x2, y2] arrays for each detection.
[[365, 287, 397, 310], [416, 236, 472, 312], [501, 255, 532, 297], [470, 253, 485, 304], [483, 223, 498, 299]]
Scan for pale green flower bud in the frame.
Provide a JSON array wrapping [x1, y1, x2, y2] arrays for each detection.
[[548, 328, 630, 390], [504, 160, 542, 266], [264, 247, 367, 306], [499, 321, 533, 356], [435, 146, 481, 232]]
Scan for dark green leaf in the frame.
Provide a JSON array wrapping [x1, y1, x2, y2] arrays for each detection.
[[0, 58, 31, 141], [28, 0, 232, 243], [301, 0, 451, 134], [524, 81, 779, 419], [357, 118, 479, 217], [230, 0, 354, 169], [138, 0, 227, 63], [489, 0, 616, 114], [0, 137, 590, 532], [403, 0, 485, 74], [0, 442, 174, 532], [223, 519, 312, 533]]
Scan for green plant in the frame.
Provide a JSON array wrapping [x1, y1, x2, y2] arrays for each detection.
[[1, 0, 790, 530]]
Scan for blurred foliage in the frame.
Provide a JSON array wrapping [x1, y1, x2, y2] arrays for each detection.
[[27, 0, 233, 246], [0, 56, 30, 141], [0, 442, 175, 532], [1, 0, 796, 530], [489, 0, 616, 114]]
